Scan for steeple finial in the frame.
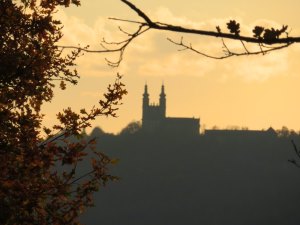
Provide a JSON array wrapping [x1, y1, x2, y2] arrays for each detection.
[[144, 83, 148, 94], [160, 83, 165, 95]]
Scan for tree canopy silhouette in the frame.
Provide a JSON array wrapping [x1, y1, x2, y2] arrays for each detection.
[[0, 0, 127, 224]]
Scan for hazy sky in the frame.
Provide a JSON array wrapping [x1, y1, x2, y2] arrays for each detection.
[[42, 0, 300, 134]]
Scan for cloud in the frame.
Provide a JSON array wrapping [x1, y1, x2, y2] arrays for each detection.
[[230, 51, 289, 82], [137, 53, 215, 77], [152, 7, 206, 28]]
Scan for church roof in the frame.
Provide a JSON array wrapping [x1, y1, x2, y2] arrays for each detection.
[[165, 117, 199, 122]]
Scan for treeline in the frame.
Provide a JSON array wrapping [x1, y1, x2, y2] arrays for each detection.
[[90, 121, 300, 138]]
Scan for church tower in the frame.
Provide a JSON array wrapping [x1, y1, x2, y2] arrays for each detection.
[[142, 84, 166, 131], [141, 83, 200, 135], [159, 84, 166, 118], [142, 84, 149, 121]]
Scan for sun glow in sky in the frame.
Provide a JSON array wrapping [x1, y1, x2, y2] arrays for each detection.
[[42, 0, 300, 134]]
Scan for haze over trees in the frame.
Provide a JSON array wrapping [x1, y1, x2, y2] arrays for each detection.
[[81, 124, 300, 225]]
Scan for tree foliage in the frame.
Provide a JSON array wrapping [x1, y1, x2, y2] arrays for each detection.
[[119, 121, 142, 135], [0, 0, 127, 224]]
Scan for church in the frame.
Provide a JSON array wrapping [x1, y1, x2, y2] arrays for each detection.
[[142, 84, 200, 135]]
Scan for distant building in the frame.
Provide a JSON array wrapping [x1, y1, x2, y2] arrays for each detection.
[[205, 127, 277, 138], [142, 84, 200, 135]]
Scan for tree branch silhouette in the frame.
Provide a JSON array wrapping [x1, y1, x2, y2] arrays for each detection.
[[59, 0, 300, 67], [167, 37, 292, 59]]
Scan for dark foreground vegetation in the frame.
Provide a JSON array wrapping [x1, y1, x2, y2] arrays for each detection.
[[79, 125, 300, 225]]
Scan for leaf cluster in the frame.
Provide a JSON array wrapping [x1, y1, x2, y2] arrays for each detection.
[[252, 25, 288, 42], [226, 20, 240, 36], [225, 19, 289, 43]]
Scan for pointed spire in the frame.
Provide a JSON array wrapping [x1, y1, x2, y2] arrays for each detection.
[[159, 83, 166, 118], [161, 84, 165, 94], [160, 83, 166, 97], [143, 83, 149, 98], [144, 83, 148, 94]]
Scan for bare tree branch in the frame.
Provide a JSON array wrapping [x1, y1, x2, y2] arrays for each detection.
[[57, 23, 150, 67], [167, 37, 292, 59], [120, 0, 154, 25], [120, 0, 300, 45], [57, 0, 300, 66]]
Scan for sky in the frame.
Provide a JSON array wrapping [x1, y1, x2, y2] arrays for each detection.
[[42, 0, 300, 134]]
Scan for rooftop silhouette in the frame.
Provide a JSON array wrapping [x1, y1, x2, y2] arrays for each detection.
[[81, 84, 300, 225], [141, 84, 276, 137]]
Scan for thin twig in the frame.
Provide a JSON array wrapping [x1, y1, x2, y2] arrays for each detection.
[[167, 37, 291, 59], [240, 40, 250, 53], [108, 17, 145, 25]]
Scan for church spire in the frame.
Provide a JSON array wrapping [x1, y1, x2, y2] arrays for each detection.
[[143, 83, 149, 100], [144, 83, 148, 95], [142, 83, 149, 121], [159, 83, 166, 118], [160, 84, 165, 96]]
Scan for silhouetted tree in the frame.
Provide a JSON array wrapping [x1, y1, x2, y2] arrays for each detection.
[[119, 121, 142, 135], [277, 126, 291, 137], [0, 0, 127, 224], [90, 127, 106, 138]]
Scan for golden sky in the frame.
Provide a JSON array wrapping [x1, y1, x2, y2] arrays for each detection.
[[42, 0, 300, 134]]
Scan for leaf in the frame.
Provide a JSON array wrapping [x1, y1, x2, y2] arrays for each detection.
[[263, 28, 277, 41], [80, 108, 87, 114], [252, 26, 264, 38], [226, 20, 240, 35], [43, 126, 52, 135], [60, 81, 66, 90]]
